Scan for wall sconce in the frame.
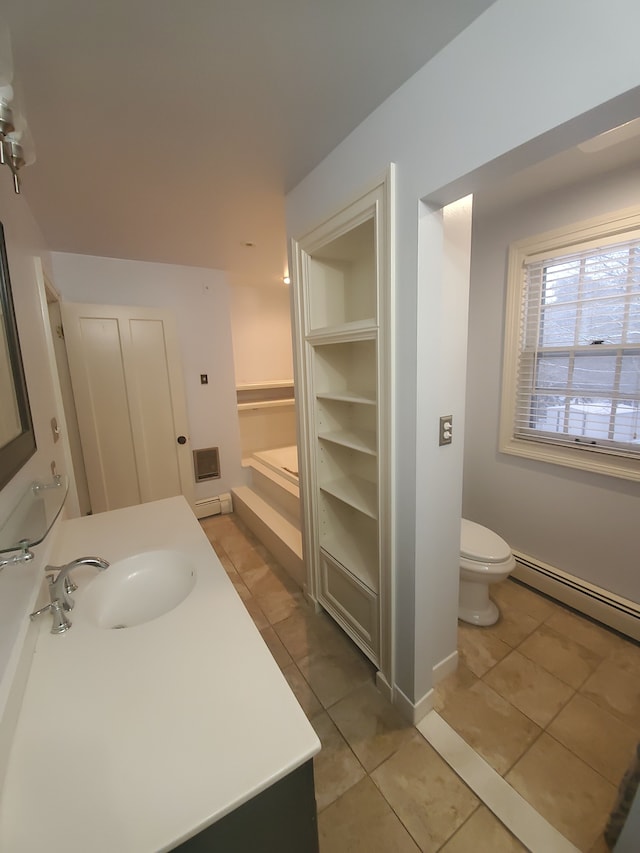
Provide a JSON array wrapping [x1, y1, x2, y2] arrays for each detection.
[[0, 25, 35, 194], [3, 107, 35, 194], [0, 87, 12, 165]]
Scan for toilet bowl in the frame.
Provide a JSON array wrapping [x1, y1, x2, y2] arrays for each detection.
[[458, 519, 516, 626]]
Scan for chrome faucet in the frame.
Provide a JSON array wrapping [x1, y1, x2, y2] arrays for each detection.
[[46, 556, 110, 611]]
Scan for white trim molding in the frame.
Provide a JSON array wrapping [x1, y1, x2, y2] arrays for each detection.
[[418, 712, 580, 853], [433, 649, 459, 685]]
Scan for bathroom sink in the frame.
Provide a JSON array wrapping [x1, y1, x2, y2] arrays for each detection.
[[81, 550, 196, 629]]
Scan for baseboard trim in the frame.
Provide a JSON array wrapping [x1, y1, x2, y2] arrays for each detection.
[[433, 650, 458, 685], [375, 670, 393, 704], [393, 684, 434, 725], [381, 653, 457, 724], [513, 552, 640, 642]]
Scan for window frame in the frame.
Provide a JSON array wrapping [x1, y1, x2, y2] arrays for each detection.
[[500, 205, 640, 482]]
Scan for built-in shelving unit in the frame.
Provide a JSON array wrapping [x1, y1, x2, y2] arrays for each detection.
[[236, 381, 295, 410], [291, 167, 394, 694]]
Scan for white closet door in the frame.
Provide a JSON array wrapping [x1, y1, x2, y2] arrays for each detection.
[[61, 302, 194, 514]]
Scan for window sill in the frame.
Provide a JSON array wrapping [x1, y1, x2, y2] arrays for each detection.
[[499, 436, 640, 482]]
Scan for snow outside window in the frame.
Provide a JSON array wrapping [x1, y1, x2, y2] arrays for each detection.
[[500, 208, 640, 481]]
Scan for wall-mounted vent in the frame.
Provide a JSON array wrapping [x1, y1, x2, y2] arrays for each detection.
[[193, 447, 221, 482]]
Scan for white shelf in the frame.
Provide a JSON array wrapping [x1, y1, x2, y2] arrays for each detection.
[[312, 338, 376, 401], [319, 476, 377, 519], [316, 391, 376, 405], [306, 217, 376, 331], [318, 429, 376, 455], [306, 320, 376, 344]]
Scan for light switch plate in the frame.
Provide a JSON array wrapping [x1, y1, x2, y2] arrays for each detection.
[[439, 415, 453, 446]]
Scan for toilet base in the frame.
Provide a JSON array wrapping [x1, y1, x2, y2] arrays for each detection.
[[458, 577, 500, 626], [458, 598, 499, 626]]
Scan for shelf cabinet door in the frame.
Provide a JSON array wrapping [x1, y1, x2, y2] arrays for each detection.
[[320, 550, 378, 657]]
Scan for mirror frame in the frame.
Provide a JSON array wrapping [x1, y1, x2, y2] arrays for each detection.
[[0, 221, 36, 490]]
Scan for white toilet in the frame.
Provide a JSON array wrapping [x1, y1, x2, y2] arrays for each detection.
[[458, 519, 516, 626]]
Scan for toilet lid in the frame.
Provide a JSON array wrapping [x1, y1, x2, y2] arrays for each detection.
[[460, 519, 512, 563]]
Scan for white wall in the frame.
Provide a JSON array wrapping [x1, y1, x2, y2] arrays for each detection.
[[50, 253, 245, 500], [465, 163, 640, 603], [229, 282, 294, 385], [286, 0, 640, 708]]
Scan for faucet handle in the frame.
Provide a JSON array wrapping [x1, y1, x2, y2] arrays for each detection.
[[45, 571, 76, 603], [49, 600, 72, 634], [30, 599, 72, 634]]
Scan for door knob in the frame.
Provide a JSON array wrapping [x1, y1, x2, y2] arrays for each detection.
[[177, 435, 187, 445]]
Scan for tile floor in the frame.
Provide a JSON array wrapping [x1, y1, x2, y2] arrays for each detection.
[[200, 513, 640, 852]]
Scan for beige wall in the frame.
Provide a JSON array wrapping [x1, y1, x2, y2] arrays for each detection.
[[229, 282, 294, 385]]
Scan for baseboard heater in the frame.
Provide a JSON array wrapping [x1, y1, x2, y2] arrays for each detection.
[[513, 552, 640, 642], [194, 493, 233, 520]]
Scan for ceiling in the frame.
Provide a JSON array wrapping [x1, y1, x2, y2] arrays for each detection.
[[2, 0, 497, 287]]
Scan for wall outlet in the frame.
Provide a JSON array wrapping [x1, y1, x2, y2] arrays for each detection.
[[439, 415, 453, 446]]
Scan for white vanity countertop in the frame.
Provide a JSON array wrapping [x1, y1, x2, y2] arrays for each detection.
[[0, 497, 320, 852]]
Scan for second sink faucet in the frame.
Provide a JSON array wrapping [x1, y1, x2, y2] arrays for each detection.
[[47, 556, 110, 611]]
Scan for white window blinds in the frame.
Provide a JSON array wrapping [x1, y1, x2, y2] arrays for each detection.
[[515, 234, 640, 456]]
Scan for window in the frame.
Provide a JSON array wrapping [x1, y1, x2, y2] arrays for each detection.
[[500, 207, 640, 481]]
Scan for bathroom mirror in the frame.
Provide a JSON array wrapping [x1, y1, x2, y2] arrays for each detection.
[[0, 221, 36, 490]]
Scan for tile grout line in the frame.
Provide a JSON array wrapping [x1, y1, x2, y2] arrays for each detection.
[[417, 710, 581, 853], [366, 770, 426, 850], [438, 802, 487, 851], [500, 725, 545, 781], [210, 524, 629, 847]]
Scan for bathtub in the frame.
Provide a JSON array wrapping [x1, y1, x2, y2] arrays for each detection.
[[252, 445, 299, 486]]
